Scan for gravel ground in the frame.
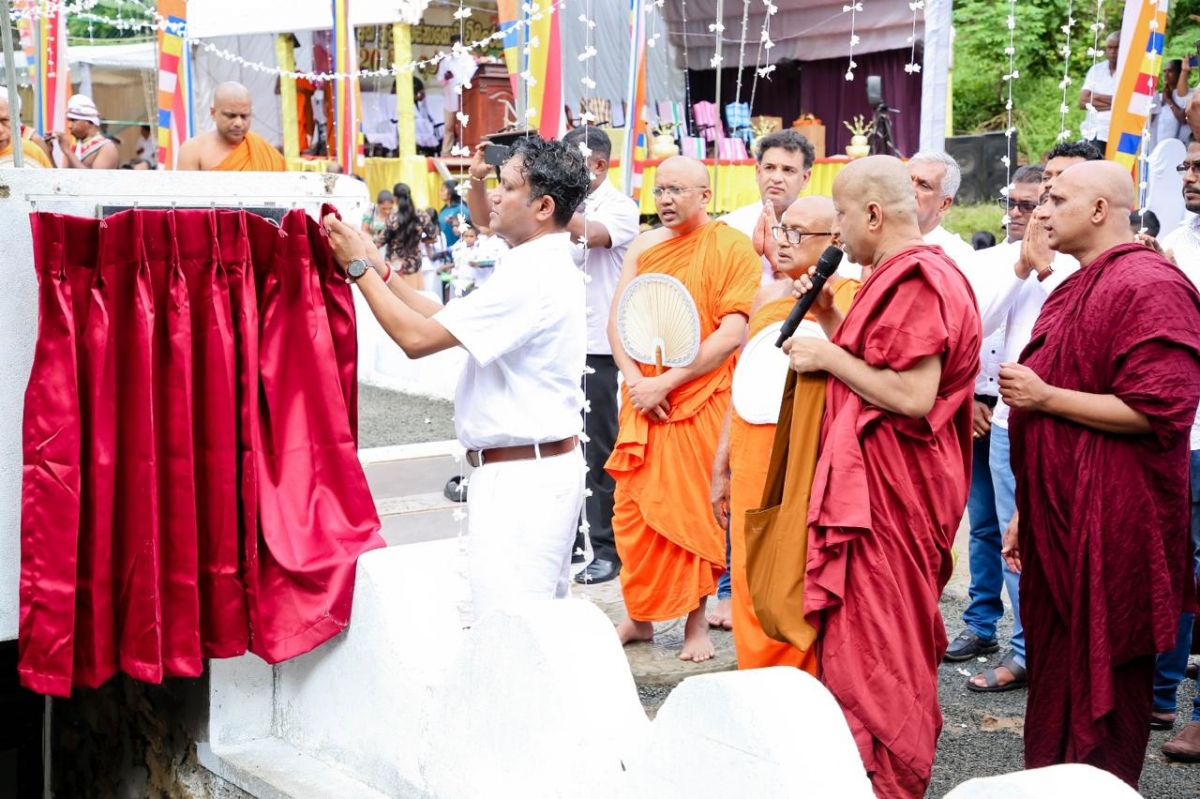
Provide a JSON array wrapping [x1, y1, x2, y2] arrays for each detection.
[[362, 386, 1200, 797]]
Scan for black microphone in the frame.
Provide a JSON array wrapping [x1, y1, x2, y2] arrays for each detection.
[[775, 246, 844, 348]]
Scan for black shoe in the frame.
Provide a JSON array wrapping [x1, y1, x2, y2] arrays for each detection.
[[574, 558, 621, 585], [443, 475, 468, 503], [944, 629, 999, 662]]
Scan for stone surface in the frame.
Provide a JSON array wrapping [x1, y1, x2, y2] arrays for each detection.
[[422, 599, 649, 799], [625, 668, 874, 799], [943, 763, 1142, 798]]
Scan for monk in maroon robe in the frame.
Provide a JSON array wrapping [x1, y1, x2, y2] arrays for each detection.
[[784, 156, 981, 798], [1002, 160, 1200, 787]]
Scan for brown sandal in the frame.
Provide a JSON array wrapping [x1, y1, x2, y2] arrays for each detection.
[[966, 651, 1028, 693]]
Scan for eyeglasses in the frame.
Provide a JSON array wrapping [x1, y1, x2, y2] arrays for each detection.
[[651, 186, 706, 198], [998, 197, 1039, 215], [1176, 161, 1200, 176], [770, 225, 832, 245]]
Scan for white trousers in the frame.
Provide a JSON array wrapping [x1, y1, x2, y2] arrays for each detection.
[[466, 447, 585, 622]]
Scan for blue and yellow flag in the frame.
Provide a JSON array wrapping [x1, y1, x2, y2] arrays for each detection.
[[1107, 0, 1171, 172]]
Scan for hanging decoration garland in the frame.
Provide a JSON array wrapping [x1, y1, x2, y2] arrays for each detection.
[[1081, 0, 1106, 140], [749, 0, 778, 116], [844, 1, 862, 81], [1056, 1, 1076, 142], [999, 0, 1019, 226], [905, 1, 923, 74]]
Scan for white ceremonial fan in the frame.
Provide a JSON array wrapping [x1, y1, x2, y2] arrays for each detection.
[[617, 274, 702, 374], [732, 319, 827, 424]]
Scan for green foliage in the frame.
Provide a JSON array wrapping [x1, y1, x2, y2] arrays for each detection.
[[65, 0, 156, 41], [943, 203, 1005, 244]]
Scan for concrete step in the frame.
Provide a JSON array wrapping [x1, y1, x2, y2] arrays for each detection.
[[376, 492, 468, 547], [361, 441, 471, 547]]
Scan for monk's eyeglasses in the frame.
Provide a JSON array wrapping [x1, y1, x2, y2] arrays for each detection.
[[651, 186, 706, 198], [998, 197, 1038, 215], [770, 225, 832, 246], [1176, 161, 1200, 176]]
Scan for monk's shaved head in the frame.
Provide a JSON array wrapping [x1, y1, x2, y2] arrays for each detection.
[[785, 195, 835, 229], [1038, 159, 1136, 265], [775, 196, 838, 279], [214, 81, 252, 105], [211, 81, 254, 145], [654, 156, 712, 232], [831, 156, 922, 266], [658, 155, 710, 188]]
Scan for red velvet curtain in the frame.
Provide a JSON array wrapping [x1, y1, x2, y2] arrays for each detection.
[[19, 207, 385, 697]]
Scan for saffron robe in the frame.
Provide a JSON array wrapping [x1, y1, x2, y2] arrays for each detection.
[[0, 139, 53, 168], [805, 245, 981, 798], [214, 131, 288, 172], [1010, 243, 1200, 787], [607, 221, 760, 621], [732, 280, 859, 671]]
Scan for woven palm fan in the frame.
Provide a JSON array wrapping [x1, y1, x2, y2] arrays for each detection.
[[617, 274, 702, 375]]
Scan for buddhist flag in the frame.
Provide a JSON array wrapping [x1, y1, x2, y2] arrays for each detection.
[[1107, 0, 1171, 172], [16, 0, 68, 136], [497, 0, 521, 96], [525, 2, 565, 138], [156, 0, 192, 169], [331, 0, 362, 174], [622, 0, 648, 200]]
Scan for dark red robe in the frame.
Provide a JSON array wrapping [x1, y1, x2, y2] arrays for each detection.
[[1010, 243, 1200, 787], [805, 244, 981, 798]]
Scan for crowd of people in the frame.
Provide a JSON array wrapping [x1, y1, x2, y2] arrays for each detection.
[[5, 44, 1200, 798]]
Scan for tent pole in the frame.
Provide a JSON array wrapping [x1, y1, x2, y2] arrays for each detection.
[[711, 0, 723, 211], [2, 0, 24, 167]]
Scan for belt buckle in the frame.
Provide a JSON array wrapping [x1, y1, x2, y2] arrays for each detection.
[[467, 449, 482, 468]]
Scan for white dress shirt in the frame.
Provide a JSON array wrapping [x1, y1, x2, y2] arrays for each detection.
[[571, 179, 640, 355], [1082, 61, 1118, 143], [926, 226, 1002, 396], [721, 201, 775, 285], [1162, 216, 1200, 449], [434, 232, 586, 450]]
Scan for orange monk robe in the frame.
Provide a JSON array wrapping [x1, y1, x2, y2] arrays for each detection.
[[0, 139, 53, 168], [607, 221, 761, 621], [214, 131, 288, 172], [730, 279, 861, 672]]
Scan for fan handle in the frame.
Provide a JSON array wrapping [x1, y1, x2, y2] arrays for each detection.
[[654, 344, 664, 376]]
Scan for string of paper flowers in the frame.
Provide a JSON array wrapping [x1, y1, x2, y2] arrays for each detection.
[[1080, 0, 1106, 137], [844, 1, 862, 81], [1055, 1, 1076, 142], [904, 1, 923, 74], [999, 0, 1018, 226], [749, 0, 778, 114]]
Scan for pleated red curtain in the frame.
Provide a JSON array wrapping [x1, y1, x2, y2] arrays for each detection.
[[19, 207, 385, 697]]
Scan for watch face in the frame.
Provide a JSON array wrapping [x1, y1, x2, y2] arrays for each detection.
[[348, 258, 368, 279]]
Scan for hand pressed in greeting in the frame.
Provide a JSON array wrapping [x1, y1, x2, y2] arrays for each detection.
[[626, 375, 671, 422], [998, 362, 1052, 410]]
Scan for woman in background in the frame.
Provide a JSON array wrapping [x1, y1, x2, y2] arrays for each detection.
[[362, 189, 395, 252], [381, 184, 424, 290]]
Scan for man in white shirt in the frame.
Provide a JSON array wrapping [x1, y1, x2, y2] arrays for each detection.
[[908, 149, 976, 268], [719, 130, 817, 285], [953, 141, 1102, 692], [945, 164, 1042, 678], [437, 34, 478, 156], [1148, 140, 1200, 760], [559, 126, 641, 585], [324, 135, 592, 621], [1080, 32, 1121, 153]]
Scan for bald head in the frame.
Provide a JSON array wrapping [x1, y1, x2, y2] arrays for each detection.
[[211, 82, 254, 145], [832, 156, 922, 267], [654, 156, 712, 232], [774, 196, 837, 279], [1038, 160, 1135, 264]]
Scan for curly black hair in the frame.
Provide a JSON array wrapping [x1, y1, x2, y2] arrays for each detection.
[[1046, 140, 1104, 162], [381, 184, 423, 273], [504, 135, 591, 227], [754, 129, 816, 170]]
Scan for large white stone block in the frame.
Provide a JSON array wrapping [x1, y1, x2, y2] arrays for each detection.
[[420, 598, 649, 799], [625, 667, 874, 799], [944, 763, 1142, 799]]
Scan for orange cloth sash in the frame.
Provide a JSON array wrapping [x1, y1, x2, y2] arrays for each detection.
[[607, 221, 760, 621], [214, 131, 287, 172], [0, 139, 53, 168]]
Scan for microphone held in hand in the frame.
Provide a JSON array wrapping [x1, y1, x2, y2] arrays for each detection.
[[775, 246, 844, 347]]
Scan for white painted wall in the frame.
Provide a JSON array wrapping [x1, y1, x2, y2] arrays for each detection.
[[0, 169, 369, 644]]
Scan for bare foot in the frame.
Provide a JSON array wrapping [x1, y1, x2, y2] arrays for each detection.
[[705, 597, 733, 630], [616, 617, 655, 646], [679, 606, 715, 662]]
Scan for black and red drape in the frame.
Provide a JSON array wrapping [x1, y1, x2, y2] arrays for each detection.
[[19, 206, 385, 697]]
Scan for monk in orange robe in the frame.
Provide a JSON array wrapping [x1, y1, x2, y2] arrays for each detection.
[[711, 196, 862, 672], [0, 93, 52, 168], [607, 156, 761, 662], [785, 157, 981, 798], [177, 82, 287, 172]]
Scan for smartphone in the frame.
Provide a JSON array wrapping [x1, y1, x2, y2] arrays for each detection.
[[484, 144, 510, 167], [1190, 55, 1199, 68]]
